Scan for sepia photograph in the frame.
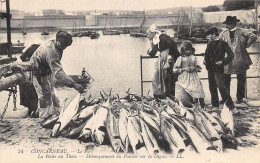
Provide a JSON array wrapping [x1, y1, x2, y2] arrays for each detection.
[[0, 0, 260, 162]]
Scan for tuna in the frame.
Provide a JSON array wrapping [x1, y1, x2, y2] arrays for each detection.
[[127, 116, 147, 155], [221, 104, 234, 136], [51, 93, 81, 137]]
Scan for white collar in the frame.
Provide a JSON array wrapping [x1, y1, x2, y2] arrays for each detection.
[[152, 31, 162, 45], [229, 27, 236, 31]]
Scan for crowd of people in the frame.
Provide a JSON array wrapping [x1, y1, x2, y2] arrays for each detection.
[[147, 16, 257, 114]]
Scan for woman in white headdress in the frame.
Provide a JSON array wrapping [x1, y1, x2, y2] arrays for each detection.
[[147, 24, 180, 99]]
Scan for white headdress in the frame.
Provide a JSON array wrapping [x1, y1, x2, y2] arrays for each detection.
[[149, 24, 158, 33]]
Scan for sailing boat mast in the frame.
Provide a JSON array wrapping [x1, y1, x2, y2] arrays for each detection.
[[189, 6, 193, 37], [140, 10, 146, 33], [177, 11, 181, 38], [22, 18, 27, 35]]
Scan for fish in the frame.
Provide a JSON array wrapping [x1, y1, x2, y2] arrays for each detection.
[[140, 118, 160, 155], [186, 122, 217, 155], [51, 93, 81, 137], [165, 105, 177, 115], [92, 100, 109, 144], [118, 108, 129, 150], [127, 116, 147, 155], [221, 103, 234, 136], [79, 116, 94, 141], [161, 111, 187, 135], [161, 115, 186, 154], [196, 111, 223, 152], [41, 115, 59, 129], [67, 120, 89, 139], [106, 109, 122, 153], [176, 104, 195, 124], [200, 111, 223, 134], [72, 104, 99, 121], [140, 111, 160, 132], [193, 111, 212, 139]]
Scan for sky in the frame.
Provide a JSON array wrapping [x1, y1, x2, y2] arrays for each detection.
[[6, 0, 226, 12]]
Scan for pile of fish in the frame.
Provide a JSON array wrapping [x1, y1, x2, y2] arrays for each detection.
[[42, 90, 238, 155]]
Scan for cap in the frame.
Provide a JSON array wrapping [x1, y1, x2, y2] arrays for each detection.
[[56, 30, 73, 47], [206, 26, 219, 36]]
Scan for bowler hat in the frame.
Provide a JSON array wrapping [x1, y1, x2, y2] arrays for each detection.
[[223, 16, 240, 24], [206, 26, 219, 36]]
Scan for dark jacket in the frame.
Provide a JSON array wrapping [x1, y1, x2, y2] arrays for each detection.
[[204, 39, 234, 72], [148, 34, 180, 62]]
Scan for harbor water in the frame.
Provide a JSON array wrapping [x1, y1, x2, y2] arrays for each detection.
[[0, 32, 260, 111]]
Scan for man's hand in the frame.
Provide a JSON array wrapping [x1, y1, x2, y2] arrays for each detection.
[[73, 83, 84, 94], [216, 61, 223, 65]]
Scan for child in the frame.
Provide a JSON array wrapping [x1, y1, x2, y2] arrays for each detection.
[[173, 41, 205, 109], [204, 26, 238, 114]]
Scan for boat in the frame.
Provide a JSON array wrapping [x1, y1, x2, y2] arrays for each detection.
[[12, 41, 25, 54], [90, 11, 100, 39], [13, 41, 25, 47], [103, 30, 120, 35], [41, 31, 49, 35], [0, 41, 25, 55], [54, 75, 91, 87], [90, 32, 100, 39], [130, 32, 147, 37], [130, 10, 147, 38], [78, 33, 83, 37], [119, 29, 130, 34], [118, 15, 130, 34], [81, 31, 92, 37], [103, 14, 120, 35]]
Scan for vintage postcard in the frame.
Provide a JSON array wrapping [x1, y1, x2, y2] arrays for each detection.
[[0, 0, 260, 162]]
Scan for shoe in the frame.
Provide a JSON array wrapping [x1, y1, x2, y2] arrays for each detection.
[[232, 108, 240, 115], [236, 99, 243, 104], [28, 111, 39, 118]]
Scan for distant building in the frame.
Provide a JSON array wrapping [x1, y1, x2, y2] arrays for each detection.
[[42, 9, 65, 16], [10, 9, 24, 19]]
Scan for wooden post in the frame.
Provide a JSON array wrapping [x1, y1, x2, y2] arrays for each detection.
[[255, 0, 259, 31], [6, 0, 12, 57], [140, 55, 143, 96]]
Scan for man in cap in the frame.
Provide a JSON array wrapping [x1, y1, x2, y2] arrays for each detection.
[[30, 30, 84, 119], [147, 24, 180, 99], [220, 16, 257, 104], [204, 26, 238, 114]]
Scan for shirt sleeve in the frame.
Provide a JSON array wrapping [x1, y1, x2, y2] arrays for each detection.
[[147, 43, 158, 57], [241, 29, 257, 48], [173, 56, 182, 74], [222, 41, 234, 65], [47, 51, 76, 87]]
